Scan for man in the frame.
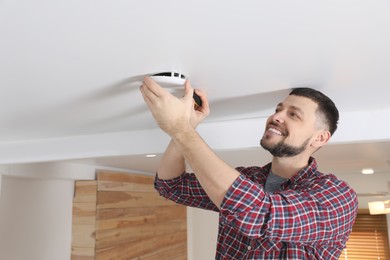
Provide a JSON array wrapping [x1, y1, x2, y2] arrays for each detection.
[[140, 77, 358, 259]]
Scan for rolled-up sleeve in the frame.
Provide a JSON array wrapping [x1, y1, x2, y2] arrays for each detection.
[[154, 172, 219, 212], [154, 173, 183, 197]]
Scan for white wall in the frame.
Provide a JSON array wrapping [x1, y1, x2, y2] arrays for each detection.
[[0, 176, 75, 260], [0, 162, 96, 260], [187, 207, 219, 260]]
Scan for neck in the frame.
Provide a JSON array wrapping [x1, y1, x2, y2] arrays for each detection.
[[271, 154, 311, 179]]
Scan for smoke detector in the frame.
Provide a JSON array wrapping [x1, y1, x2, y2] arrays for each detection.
[[150, 72, 187, 89], [149, 71, 202, 108]]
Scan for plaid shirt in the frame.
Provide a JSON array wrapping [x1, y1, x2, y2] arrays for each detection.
[[155, 157, 358, 259]]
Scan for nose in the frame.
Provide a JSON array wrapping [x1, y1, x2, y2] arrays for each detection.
[[271, 111, 285, 124]]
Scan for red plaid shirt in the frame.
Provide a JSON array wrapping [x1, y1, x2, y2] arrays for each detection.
[[155, 157, 358, 259]]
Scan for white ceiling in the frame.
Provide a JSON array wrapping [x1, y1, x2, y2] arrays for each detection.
[[1, 0, 390, 208]]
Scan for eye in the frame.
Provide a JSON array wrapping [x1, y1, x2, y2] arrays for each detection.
[[289, 111, 301, 119]]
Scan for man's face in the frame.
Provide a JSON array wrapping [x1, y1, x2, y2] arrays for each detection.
[[260, 95, 320, 157]]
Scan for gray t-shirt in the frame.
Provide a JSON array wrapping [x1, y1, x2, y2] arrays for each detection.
[[264, 171, 287, 192]]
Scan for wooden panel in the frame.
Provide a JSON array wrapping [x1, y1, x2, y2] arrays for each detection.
[[97, 204, 185, 220], [74, 181, 97, 203], [97, 170, 155, 192], [96, 218, 187, 249], [129, 242, 187, 260], [72, 171, 188, 259], [72, 224, 96, 248], [96, 231, 187, 260], [73, 202, 98, 225], [97, 190, 176, 209], [71, 180, 97, 260], [71, 247, 95, 260], [96, 171, 187, 259]]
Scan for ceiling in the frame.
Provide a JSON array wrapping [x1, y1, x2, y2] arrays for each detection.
[[1, 0, 390, 209]]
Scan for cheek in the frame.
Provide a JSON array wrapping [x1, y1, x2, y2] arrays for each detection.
[[284, 128, 305, 142], [288, 129, 315, 144], [265, 116, 273, 126], [285, 134, 297, 144]]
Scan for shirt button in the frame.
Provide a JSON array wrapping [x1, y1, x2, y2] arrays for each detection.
[[247, 246, 252, 250]]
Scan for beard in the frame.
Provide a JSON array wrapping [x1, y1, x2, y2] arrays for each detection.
[[260, 136, 310, 157]]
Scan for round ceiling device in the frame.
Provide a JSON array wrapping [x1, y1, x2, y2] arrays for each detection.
[[150, 72, 187, 89], [148, 72, 201, 107]]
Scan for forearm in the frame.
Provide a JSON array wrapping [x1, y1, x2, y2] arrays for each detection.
[[157, 139, 186, 180], [172, 126, 240, 208]]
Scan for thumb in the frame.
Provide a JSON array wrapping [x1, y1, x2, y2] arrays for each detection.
[[183, 80, 194, 101]]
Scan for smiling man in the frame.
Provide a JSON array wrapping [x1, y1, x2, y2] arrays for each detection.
[[140, 77, 358, 259]]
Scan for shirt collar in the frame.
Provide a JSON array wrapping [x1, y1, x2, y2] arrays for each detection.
[[289, 157, 318, 185], [265, 157, 319, 186]]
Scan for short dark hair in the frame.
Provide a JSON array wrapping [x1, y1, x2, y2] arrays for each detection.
[[289, 88, 339, 135]]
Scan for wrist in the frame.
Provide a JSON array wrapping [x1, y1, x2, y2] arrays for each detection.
[[171, 124, 198, 146], [168, 120, 194, 138]]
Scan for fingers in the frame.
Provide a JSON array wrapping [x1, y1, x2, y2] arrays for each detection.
[[184, 80, 194, 102], [194, 88, 210, 114], [141, 77, 209, 116], [140, 76, 173, 106], [142, 76, 167, 98], [184, 80, 210, 113], [140, 81, 156, 106]]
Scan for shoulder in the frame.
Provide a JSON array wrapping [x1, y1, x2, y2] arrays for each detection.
[[312, 172, 354, 192], [299, 171, 358, 208]]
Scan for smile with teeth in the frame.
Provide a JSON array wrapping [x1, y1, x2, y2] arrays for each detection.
[[268, 127, 284, 136]]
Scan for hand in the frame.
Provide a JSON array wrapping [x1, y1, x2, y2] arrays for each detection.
[[140, 77, 205, 136]]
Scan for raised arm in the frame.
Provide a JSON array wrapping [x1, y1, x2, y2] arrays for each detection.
[[156, 83, 210, 180], [140, 77, 240, 208], [157, 139, 186, 180]]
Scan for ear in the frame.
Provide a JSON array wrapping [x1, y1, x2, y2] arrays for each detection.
[[311, 130, 331, 148]]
